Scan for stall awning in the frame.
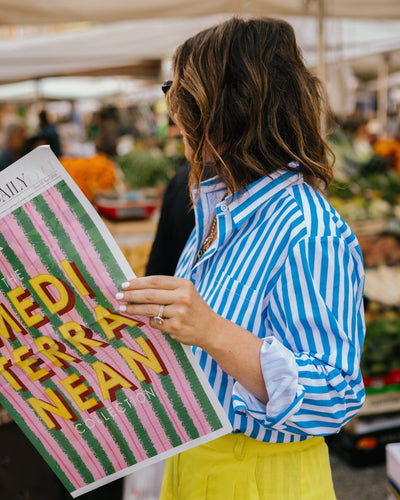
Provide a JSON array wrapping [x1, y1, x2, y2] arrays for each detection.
[[0, 16, 400, 84], [0, 0, 400, 25]]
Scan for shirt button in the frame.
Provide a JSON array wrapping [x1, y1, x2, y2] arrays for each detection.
[[221, 204, 228, 212]]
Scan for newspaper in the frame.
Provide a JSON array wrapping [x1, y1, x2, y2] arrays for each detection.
[[0, 146, 231, 497]]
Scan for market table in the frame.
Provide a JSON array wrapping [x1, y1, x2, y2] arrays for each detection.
[[101, 216, 158, 276]]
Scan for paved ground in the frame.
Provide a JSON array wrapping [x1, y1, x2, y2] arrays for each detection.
[[330, 451, 388, 500]]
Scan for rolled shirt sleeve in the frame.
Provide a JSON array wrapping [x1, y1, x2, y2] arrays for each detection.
[[232, 235, 366, 436]]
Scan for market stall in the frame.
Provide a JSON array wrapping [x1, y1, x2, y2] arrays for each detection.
[[326, 131, 400, 466]]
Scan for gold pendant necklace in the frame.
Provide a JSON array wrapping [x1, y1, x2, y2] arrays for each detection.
[[196, 215, 217, 261], [196, 193, 228, 262]]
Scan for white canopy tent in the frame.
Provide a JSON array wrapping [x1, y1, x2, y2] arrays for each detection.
[[1, 0, 400, 81], [0, 0, 399, 25], [0, 15, 400, 83]]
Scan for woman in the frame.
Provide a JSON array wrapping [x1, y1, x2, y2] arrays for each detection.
[[116, 17, 365, 499]]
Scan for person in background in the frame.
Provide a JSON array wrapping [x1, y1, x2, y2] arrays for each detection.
[[0, 121, 26, 171], [94, 107, 119, 157], [38, 109, 62, 157], [24, 133, 48, 154], [117, 17, 366, 500]]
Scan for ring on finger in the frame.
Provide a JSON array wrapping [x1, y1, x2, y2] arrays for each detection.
[[154, 304, 165, 326]]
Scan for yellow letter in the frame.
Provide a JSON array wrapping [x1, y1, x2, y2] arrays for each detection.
[[34, 336, 81, 368], [29, 274, 75, 316], [92, 361, 136, 402], [28, 388, 77, 430], [0, 303, 28, 346], [60, 260, 96, 298], [118, 337, 169, 384], [60, 373, 103, 413], [95, 305, 141, 340], [12, 345, 54, 382], [0, 356, 26, 391], [7, 286, 48, 329], [58, 322, 108, 355]]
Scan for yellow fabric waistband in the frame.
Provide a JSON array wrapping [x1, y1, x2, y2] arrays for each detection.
[[203, 432, 325, 457]]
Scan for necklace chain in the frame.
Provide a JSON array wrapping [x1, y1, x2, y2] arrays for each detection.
[[196, 193, 228, 262], [196, 215, 217, 261]]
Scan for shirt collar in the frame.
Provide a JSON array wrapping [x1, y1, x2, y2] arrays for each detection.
[[195, 164, 303, 229]]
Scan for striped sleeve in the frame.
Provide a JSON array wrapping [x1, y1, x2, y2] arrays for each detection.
[[232, 235, 366, 436]]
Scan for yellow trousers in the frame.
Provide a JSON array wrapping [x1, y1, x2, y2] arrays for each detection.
[[160, 433, 337, 500]]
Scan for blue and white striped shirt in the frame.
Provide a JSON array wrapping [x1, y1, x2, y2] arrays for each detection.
[[175, 168, 366, 443]]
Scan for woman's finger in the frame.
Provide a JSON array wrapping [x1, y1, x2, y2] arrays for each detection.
[[120, 302, 169, 319], [116, 288, 174, 306], [120, 275, 184, 291]]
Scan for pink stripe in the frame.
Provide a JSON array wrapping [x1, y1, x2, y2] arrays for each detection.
[[1, 220, 108, 484], [140, 322, 213, 438], [19, 203, 150, 464], [45, 187, 118, 298]]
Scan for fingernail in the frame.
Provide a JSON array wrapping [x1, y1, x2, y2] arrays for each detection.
[[115, 292, 124, 300], [121, 282, 130, 289], [119, 305, 126, 312]]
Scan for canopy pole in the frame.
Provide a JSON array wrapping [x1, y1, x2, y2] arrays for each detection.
[[377, 53, 389, 137], [316, 0, 327, 136], [317, 0, 326, 85], [34, 78, 44, 106]]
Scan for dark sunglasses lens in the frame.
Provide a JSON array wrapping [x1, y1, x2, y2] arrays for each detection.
[[162, 80, 172, 94]]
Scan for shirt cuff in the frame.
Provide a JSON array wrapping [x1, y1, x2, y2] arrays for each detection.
[[232, 336, 305, 430]]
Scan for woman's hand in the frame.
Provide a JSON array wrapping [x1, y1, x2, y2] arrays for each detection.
[[115, 276, 221, 350], [115, 275, 268, 404]]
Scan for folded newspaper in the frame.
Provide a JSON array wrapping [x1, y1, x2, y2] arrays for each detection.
[[0, 146, 231, 497]]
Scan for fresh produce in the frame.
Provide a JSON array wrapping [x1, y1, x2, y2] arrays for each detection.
[[327, 130, 400, 221], [362, 313, 400, 387], [115, 151, 175, 188], [60, 154, 117, 202]]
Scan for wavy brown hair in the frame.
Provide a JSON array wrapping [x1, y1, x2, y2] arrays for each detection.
[[166, 17, 334, 196]]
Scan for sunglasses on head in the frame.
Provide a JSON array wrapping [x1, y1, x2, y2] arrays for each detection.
[[162, 80, 172, 95]]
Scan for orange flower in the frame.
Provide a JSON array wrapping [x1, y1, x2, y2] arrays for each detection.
[[373, 139, 395, 157], [373, 138, 400, 173], [60, 154, 116, 201]]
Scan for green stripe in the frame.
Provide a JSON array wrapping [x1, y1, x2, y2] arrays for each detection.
[[137, 381, 183, 448], [56, 180, 126, 285], [0, 232, 98, 486], [32, 188, 116, 310], [114, 393, 158, 458], [158, 374, 200, 440], [164, 335, 223, 431]]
